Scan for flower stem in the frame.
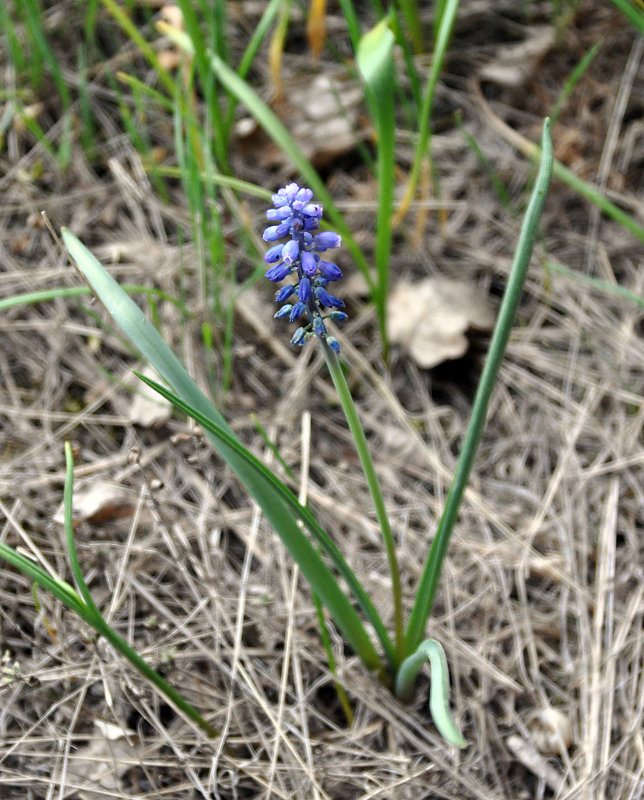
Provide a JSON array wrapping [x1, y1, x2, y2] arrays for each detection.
[[322, 343, 404, 667]]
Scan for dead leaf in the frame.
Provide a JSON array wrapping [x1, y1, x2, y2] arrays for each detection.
[[529, 707, 573, 754], [157, 49, 184, 71], [479, 26, 555, 88], [506, 734, 563, 792], [54, 719, 139, 800], [53, 481, 135, 526], [236, 71, 365, 168], [388, 277, 495, 368]]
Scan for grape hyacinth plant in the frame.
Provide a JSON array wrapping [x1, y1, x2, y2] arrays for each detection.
[[1, 122, 553, 749], [263, 183, 347, 352]]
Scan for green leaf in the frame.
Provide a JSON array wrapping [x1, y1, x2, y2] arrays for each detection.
[[356, 18, 397, 353], [405, 119, 554, 653], [135, 371, 392, 672], [394, 639, 467, 748], [62, 229, 385, 674]]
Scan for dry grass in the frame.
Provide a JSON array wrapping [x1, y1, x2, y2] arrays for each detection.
[[1, 2, 643, 798]]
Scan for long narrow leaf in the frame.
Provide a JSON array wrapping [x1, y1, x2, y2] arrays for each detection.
[[0, 542, 87, 618], [62, 230, 384, 673], [136, 371, 395, 669], [357, 16, 397, 353], [405, 119, 554, 653], [62, 443, 219, 737], [394, 0, 460, 224], [0, 451, 219, 737]]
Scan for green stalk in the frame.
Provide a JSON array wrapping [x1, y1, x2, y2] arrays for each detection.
[[405, 119, 554, 653], [395, 0, 459, 221], [322, 344, 404, 666], [357, 16, 397, 357]]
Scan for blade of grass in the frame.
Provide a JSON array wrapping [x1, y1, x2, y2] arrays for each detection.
[[161, 24, 374, 293], [357, 16, 397, 355], [61, 229, 388, 672], [136, 371, 395, 671], [545, 259, 644, 308], [101, 0, 177, 98], [454, 111, 511, 208], [607, 0, 644, 34], [320, 343, 403, 665], [393, 0, 460, 226], [0, 542, 88, 619], [60, 442, 219, 738], [175, 0, 228, 169], [0, 449, 219, 738], [477, 86, 644, 245], [223, 0, 284, 137], [337, 0, 363, 49], [405, 119, 554, 653], [21, 0, 72, 165], [389, 8, 422, 110], [0, 285, 191, 314], [394, 639, 467, 748], [396, 0, 423, 52]]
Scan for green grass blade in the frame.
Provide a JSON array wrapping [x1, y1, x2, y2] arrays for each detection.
[[405, 119, 554, 654], [389, 8, 422, 109], [396, 0, 423, 52], [62, 442, 103, 623], [136, 371, 392, 671], [607, 0, 644, 34], [61, 230, 385, 672], [175, 0, 228, 168], [357, 16, 397, 353], [0, 449, 219, 737], [101, 0, 177, 98], [62, 442, 219, 737], [0, 542, 87, 618], [455, 111, 511, 208], [336, 0, 363, 50], [550, 40, 602, 126], [396, 0, 460, 221], [551, 160, 644, 245], [321, 346, 402, 665], [62, 228, 234, 438], [0, 285, 191, 315], [545, 259, 644, 308]]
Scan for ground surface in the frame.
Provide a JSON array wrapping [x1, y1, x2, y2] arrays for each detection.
[[1, 2, 643, 798]]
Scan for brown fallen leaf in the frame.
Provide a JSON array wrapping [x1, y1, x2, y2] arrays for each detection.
[[529, 707, 573, 754], [53, 719, 140, 800], [236, 70, 365, 168], [53, 481, 135, 526], [479, 26, 555, 88], [388, 277, 495, 368]]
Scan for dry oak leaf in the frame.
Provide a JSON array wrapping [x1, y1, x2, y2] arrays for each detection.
[[388, 277, 495, 368], [53, 481, 135, 526]]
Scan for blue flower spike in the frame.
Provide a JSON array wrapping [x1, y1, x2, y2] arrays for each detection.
[[264, 183, 345, 352]]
